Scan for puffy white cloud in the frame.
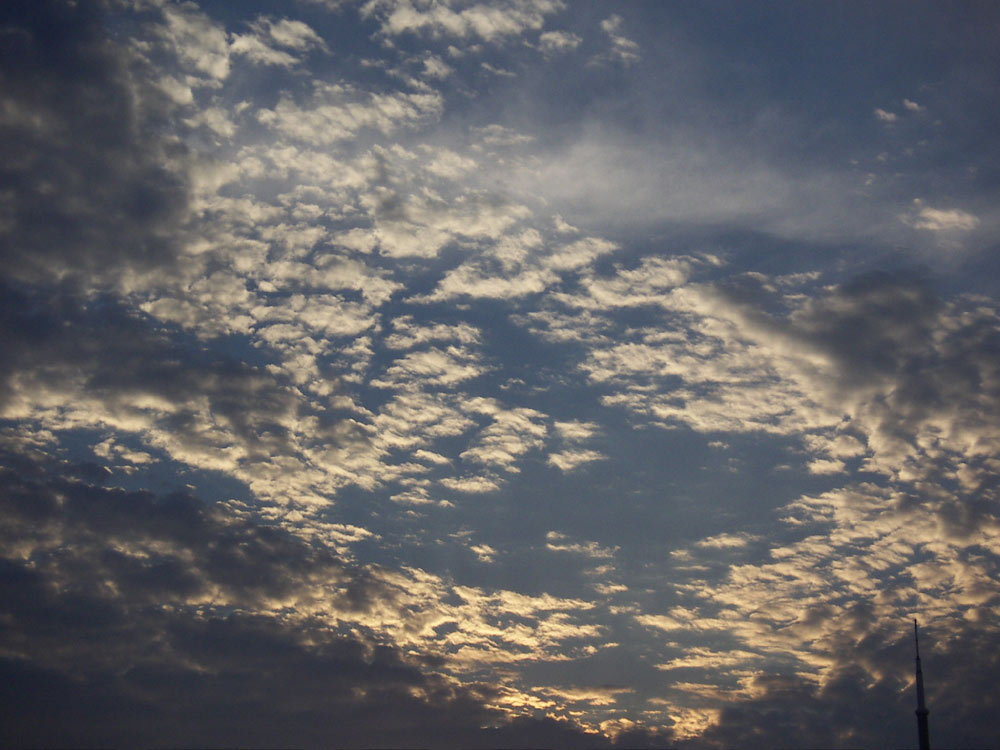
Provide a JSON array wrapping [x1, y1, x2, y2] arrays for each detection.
[[159, 2, 231, 80], [372, 391, 477, 452], [538, 29, 581, 54], [383, 316, 480, 349], [469, 542, 497, 562], [424, 263, 556, 300], [420, 53, 454, 78], [364, 186, 531, 258], [542, 237, 619, 271], [257, 82, 443, 145], [230, 17, 327, 67], [458, 399, 548, 472], [560, 256, 701, 310], [184, 105, 237, 136], [370, 346, 487, 389]]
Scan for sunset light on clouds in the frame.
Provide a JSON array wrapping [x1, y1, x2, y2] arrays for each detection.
[[1, 1, 999, 747]]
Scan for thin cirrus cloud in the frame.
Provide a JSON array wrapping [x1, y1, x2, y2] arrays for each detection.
[[2, 1, 999, 748]]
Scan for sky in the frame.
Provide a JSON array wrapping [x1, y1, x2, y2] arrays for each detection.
[[2, 1, 999, 747]]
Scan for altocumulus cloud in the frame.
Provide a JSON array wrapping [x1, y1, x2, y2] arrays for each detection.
[[2, 0, 1000, 748]]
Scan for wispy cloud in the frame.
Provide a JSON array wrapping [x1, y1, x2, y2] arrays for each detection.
[[361, 0, 564, 43], [595, 14, 639, 66], [874, 107, 898, 123]]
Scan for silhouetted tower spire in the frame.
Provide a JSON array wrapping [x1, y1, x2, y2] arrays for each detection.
[[914, 619, 930, 750]]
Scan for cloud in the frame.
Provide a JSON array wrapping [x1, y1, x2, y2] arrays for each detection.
[[425, 262, 556, 300], [0, 0, 195, 290], [370, 345, 487, 389], [263, 17, 328, 50], [546, 531, 617, 559], [512, 129, 814, 234], [548, 420, 605, 471], [617, 267, 1000, 742], [367, 185, 531, 258], [904, 200, 980, 232], [159, 1, 231, 80], [541, 269, 1000, 726], [458, 399, 548, 472], [229, 34, 300, 67], [668, 499, 1000, 748], [475, 123, 535, 146], [383, 315, 481, 349], [0, 282, 393, 507], [543, 237, 620, 271], [903, 98, 925, 112], [421, 230, 619, 302], [695, 532, 758, 550], [564, 256, 700, 309], [596, 14, 640, 66], [440, 474, 501, 493], [562, 268, 1000, 508], [421, 53, 454, 78], [362, 0, 564, 43], [538, 29, 582, 55], [257, 81, 443, 145], [230, 17, 327, 68], [502, 109, 958, 250], [469, 542, 497, 562], [0, 447, 647, 749], [874, 107, 898, 122], [481, 60, 517, 77], [548, 448, 604, 471], [183, 105, 237, 137], [4, 2, 999, 746]]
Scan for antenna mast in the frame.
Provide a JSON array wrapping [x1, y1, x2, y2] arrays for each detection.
[[914, 619, 930, 750]]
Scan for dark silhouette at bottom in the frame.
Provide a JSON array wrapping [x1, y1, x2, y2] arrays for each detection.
[[914, 619, 930, 750]]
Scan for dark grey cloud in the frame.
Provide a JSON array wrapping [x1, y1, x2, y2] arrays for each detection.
[[789, 273, 1000, 529], [0, 0, 192, 289], [712, 270, 1000, 500], [0, 283, 313, 462], [0, 455, 600, 747], [694, 614, 998, 750], [0, 446, 674, 749], [786, 272, 947, 390]]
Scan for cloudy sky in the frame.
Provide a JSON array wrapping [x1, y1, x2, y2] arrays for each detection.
[[2, 1, 999, 747]]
